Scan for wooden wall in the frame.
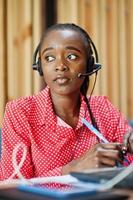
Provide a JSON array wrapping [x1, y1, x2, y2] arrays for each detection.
[[0, 0, 43, 124], [0, 0, 133, 124], [57, 0, 133, 119]]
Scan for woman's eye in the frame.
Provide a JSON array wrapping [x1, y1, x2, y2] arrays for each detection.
[[67, 54, 78, 60], [45, 55, 55, 62]]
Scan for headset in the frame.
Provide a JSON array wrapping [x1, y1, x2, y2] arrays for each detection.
[[32, 34, 102, 77], [32, 29, 102, 132]]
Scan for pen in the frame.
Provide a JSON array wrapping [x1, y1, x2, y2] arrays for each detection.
[[81, 118, 109, 143], [82, 118, 130, 165]]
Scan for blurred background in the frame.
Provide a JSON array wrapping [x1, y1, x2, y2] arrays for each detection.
[[0, 0, 133, 124]]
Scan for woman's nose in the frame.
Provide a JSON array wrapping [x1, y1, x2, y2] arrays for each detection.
[[55, 58, 68, 71]]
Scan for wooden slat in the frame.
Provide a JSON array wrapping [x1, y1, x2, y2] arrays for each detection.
[[78, 0, 86, 27], [98, 0, 108, 96], [130, 0, 133, 118], [0, 0, 6, 124], [118, 0, 127, 116], [106, 0, 119, 107], [19, 0, 32, 96], [7, 0, 17, 101], [57, 0, 79, 24], [32, 0, 42, 94], [7, 0, 32, 99]]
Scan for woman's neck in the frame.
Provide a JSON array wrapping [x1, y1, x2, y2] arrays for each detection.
[[51, 92, 81, 128]]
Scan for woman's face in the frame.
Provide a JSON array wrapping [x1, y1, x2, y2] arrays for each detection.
[[40, 29, 88, 96]]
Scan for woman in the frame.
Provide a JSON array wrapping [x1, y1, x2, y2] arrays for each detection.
[[0, 23, 133, 180]]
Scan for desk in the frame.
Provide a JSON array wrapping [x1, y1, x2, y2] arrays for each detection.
[[0, 188, 132, 200]]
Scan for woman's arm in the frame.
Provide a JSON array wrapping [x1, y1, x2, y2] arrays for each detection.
[[0, 101, 34, 180]]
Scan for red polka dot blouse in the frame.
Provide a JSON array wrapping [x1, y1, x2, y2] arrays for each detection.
[[0, 86, 133, 180]]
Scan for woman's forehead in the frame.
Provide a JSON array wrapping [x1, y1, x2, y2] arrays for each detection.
[[42, 30, 86, 45], [41, 30, 89, 54]]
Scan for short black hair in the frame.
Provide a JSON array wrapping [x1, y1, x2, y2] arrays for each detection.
[[40, 23, 93, 56]]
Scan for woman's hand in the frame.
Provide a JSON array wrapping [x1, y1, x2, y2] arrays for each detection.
[[62, 143, 123, 175], [123, 129, 133, 154]]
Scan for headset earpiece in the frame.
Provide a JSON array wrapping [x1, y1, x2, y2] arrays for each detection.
[[86, 38, 102, 75], [32, 59, 43, 76], [87, 56, 94, 74], [32, 44, 44, 76], [86, 55, 101, 75], [37, 57, 44, 76]]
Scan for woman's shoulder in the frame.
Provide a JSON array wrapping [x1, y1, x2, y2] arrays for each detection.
[[5, 87, 48, 115], [87, 95, 119, 114], [88, 95, 109, 106], [2, 87, 50, 128]]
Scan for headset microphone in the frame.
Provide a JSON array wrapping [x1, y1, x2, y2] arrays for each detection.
[[77, 63, 101, 78]]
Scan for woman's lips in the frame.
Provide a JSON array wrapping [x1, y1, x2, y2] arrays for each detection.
[[54, 77, 69, 84]]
